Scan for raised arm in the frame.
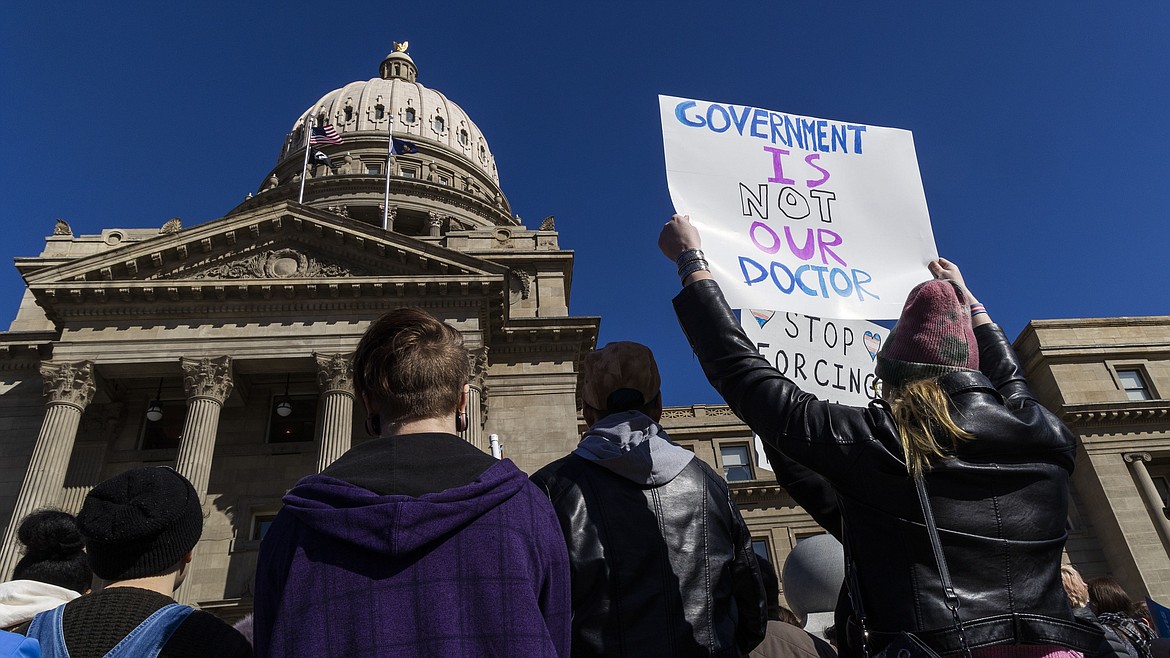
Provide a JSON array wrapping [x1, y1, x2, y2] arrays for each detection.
[[929, 258, 1034, 407], [658, 215, 871, 482]]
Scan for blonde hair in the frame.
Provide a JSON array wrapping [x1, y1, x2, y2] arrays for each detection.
[[1061, 565, 1089, 608], [888, 378, 973, 476]]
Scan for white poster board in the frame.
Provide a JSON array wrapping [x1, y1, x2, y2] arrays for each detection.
[[660, 95, 938, 320], [738, 309, 890, 472]]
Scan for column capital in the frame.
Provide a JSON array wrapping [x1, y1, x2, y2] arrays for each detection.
[[180, 356, 234, 403], [40, 361, 96, 410], [315, 352, 355, 395], [467, 346, 489, 390], [1124, 452, 1154, 464]]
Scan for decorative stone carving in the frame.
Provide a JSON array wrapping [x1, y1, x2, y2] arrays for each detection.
[[78, 402, 126, 444], [379, 205, 397, 230], [262, 174, 279, 191], [315, 352, 354, 394], [53, 218, 72, 236], [510, 269, 531, 300], [326, 205, 349, 218], [467, 346, 489, 390], [539, 215, 556, 231], [161, 217, 183, 235], [41, 361, 96, 409], [428, 211, 443, 237], [188, 249, 357, 280], [181, 356, 234, 403]]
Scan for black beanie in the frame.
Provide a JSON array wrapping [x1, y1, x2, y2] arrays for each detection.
[[77, 466, 203, 581]]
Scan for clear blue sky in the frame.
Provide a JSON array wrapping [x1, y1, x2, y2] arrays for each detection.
[[2, 2, 1168, 406]]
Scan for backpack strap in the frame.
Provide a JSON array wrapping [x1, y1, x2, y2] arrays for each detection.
[[26, 603, 69, 658]]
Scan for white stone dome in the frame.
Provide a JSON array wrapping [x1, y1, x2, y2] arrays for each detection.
[[281, 48, 500, 185]]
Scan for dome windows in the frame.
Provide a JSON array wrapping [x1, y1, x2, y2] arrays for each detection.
[[459, 129, 469, 147], [375, 104, 385, 120], [478, 143, 487, 162], [344, 106, 354, 123], [432, 116, 445, 134], [405, 107, 416, 124]]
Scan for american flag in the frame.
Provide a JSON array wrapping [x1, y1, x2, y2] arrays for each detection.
[[310, 124, 343, 145]]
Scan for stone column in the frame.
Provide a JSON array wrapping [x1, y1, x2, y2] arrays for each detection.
[[379, 204, 396, 232], [462, 347, 489, 451], [175, 356, 233, 503], [0, 361, 95, 579], [314, 352, 355, 472], [1124, 452, 1170, 555], [428, 211, 443, 237]]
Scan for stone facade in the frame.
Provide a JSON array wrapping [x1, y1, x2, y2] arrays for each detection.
[[1015, 316, 1170, 601], [0, 49, 599, 614]]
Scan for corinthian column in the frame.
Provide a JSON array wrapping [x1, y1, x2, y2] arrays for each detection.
[[175, 356, 233, 503], [314, 352, 355, 472], [462, 347, 489, 452], [0, 361, 95, 579], [428, 211, 443, 237]]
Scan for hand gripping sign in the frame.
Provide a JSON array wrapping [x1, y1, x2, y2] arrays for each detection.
[[660, 95, 938, 320]]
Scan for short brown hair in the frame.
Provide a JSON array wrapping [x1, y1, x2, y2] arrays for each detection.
[[353, 307, 468, 424]]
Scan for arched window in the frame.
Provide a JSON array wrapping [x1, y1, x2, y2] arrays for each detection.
[[433, 116, 445, 133], [405, 107, 416, 123], [478, 144, 486, 160], [459, 129, 469, 146], [375, 104, 385, 120]]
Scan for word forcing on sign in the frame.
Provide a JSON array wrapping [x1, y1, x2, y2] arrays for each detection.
[[739, 310, 891, 472], [660, 95, 939, 319]]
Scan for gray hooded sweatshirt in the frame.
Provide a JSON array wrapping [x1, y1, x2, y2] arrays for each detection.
[[572, 410, 694, 486]]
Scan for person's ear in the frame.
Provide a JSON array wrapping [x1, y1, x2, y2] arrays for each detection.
[[459, 384, 469, 413], [583, 404, 599, 427]]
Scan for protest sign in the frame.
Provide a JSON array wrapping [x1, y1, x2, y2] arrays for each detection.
[[737, 309, 890, 471], [660, 95, 938, 320]]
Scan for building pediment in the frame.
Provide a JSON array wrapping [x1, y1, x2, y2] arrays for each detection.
[[22, 202, 511, 322]]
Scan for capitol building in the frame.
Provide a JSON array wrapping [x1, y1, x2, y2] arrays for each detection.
[[1, 46, 1168, 617]]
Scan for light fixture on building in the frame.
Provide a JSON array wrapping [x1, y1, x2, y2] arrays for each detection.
[[276, 374, 293, 417], [146, 379, 164, 422]]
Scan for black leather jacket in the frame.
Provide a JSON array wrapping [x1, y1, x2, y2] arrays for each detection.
[[531, 452, 768, 657], [673, 279, 1101, 656]]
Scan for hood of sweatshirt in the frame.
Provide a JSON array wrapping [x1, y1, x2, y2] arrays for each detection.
[[573, 410, 694, 486], [0, 579, 79, 628], [280, 458, 529, 555]]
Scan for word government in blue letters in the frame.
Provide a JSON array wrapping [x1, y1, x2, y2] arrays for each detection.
[[674, 100, 867, 154]]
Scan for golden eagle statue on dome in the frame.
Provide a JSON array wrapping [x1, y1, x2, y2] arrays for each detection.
[[393, 41, 409, 53]]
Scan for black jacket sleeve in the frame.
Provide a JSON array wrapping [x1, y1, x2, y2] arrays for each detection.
[[727, 491, 769, 654], [672, 278, 874, 482]]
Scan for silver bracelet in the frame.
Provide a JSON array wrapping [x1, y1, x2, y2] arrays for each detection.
[[675, 249, 705, 269], [679, 259, 710, 282]]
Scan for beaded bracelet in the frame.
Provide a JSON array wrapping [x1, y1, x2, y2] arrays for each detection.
[[970, 303, 987, 318]]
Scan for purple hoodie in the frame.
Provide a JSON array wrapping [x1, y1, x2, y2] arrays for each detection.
[[253, 459, 570, 657]]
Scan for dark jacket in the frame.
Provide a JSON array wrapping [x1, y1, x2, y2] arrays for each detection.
[[253, 433, 571, 658], [20, 587, 250, 658], [531, 412, 768, 657], [673, 279, 1101, 656]]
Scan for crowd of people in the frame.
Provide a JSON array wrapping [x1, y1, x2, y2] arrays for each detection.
[[0, 215, 1163, 657]]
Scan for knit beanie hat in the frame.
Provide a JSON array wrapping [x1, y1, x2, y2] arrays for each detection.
[[875, 279, 979, 390], [77, 466, 203, 580]]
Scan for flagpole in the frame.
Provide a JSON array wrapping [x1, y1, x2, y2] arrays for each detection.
[[298, 115, 314, 204], [383, 118, 394, 231]]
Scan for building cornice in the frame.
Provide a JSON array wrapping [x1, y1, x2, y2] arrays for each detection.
[[1061, 400, 1170, 428]]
